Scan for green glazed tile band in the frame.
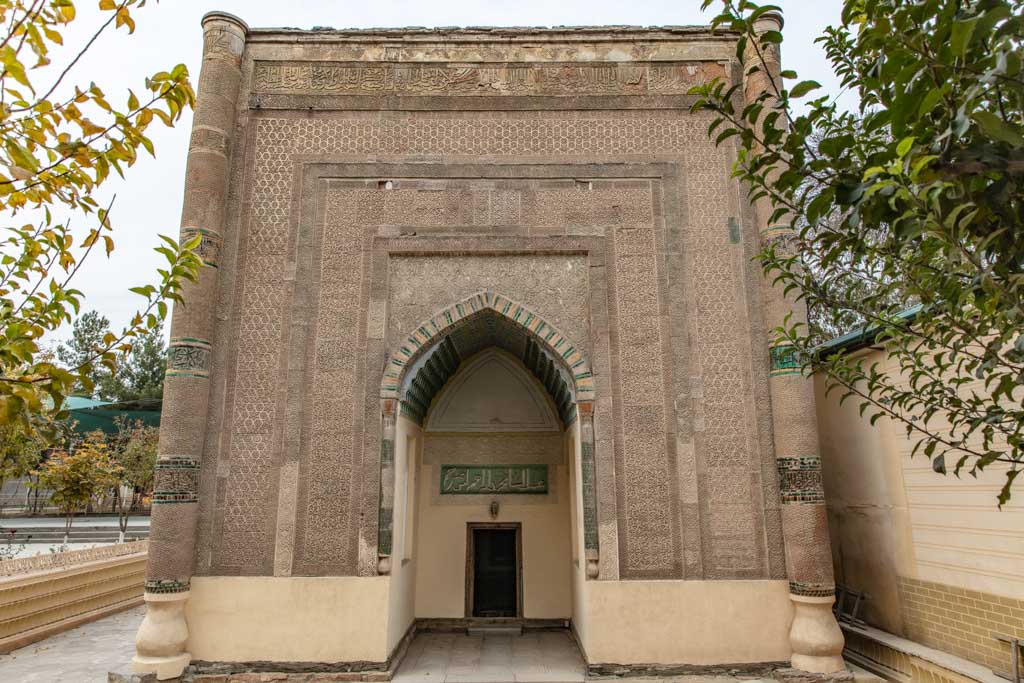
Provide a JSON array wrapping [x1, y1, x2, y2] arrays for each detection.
[[769, 343, 802, 377], [166, 338, 212, 379]]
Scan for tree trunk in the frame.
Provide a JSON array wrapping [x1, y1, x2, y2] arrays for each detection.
[[63, 512, 73, 547]]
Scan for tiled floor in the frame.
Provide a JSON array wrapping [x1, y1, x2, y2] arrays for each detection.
[[0, 605, 143, 683], [393, 631, 586, 682]]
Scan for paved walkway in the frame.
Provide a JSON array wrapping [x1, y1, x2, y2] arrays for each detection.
[[394, 631, 585, 682], [0, 605, 143, 682], [0, 611, 801, 682], [1, 516, 150, 528]]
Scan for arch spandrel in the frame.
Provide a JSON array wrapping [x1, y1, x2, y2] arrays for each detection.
[[381, 290, 595, 406]]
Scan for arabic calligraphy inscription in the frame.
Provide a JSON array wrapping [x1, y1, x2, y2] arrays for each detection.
[[440, 465, 549, 495]]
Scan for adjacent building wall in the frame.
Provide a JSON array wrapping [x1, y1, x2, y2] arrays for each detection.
[[816, 350, 1024, 673]]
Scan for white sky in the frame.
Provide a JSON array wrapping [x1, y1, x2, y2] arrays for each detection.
[[37, 0, 847, 339]]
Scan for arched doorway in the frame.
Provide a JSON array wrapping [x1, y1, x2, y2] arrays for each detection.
[[377, 292, 599, 632]]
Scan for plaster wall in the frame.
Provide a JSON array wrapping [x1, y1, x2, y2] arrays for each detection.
[[816, 347, 1024, 669], [816, 349, 1024, 602], [578, 579, 793, 665], [815, 362, 913, 633], [385, 416, 421, 653], [186, 576, 390, 663], [567, 420, 591, 647], [412, 433, 573, 619]]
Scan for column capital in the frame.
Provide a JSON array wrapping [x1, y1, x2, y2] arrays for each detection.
[[752, 11, 784, 34], [201, 11, 248, 37]]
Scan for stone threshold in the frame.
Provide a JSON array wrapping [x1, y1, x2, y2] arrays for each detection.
[[841, 622, 1007, 683], [417, 616, 571, 632]]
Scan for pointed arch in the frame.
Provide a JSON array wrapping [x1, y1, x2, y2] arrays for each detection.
[[376, 291, 600, 578], [381, 290, 595, 409]]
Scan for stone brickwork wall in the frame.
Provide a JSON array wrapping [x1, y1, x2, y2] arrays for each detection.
[[899, 576, 1024, 673], [191, 28, 786, 584]]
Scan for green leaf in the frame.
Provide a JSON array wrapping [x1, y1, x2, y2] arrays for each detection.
[[972, 112, 1024, 147], [950, 17, 979, 57], [896, 136, 916, 158], [788, 80, 821, 99]]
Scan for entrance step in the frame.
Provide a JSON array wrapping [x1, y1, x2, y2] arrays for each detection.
[[467, 625, 523, 637]]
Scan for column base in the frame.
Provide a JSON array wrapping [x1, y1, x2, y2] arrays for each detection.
[[134, 590, 191, 680], [789, 594, 845, 674], [131, 653, 191, 681]]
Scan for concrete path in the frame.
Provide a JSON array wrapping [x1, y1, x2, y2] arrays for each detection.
[[0, 605, 143, 682], [1, 515, 150, 528], [394, 631, 586, 682]]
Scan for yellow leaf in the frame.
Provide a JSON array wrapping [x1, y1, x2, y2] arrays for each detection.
[[99, 0, 116, 9], [42, 26, 63, 45]]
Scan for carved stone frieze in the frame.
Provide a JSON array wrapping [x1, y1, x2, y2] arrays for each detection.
[[252, 61, 724, 97]]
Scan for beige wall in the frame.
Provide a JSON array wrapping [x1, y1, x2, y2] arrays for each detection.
[[578, 580, 793, 665], [567, 420, 590, 646], [816, 348, 1024, 669], [815, 365, 913, 633], [187, 576, 390, 662], [386, 416, 421, 653], [412, 350, 574, 619], [412, 442, 573, 619]]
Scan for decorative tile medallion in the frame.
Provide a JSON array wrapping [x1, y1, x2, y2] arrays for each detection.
[[166, 337, 212, 379], [440, 464, 549, 495], [777, 456, 825, 504], [144, 578, 190, 594], [789, 580, 836, 598], [180, 226, 223, 268], [768, 343, 801, 377]]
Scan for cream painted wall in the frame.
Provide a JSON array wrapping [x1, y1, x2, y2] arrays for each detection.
[[186, 576, 390, 662], [412, 349, 574, 619], [386, 417, 421, 654], [413, 447, 573, 619], [816, 348, 1024, 617], [815, 366, 913, 633], [566, 421, 590, 647], [579, 580, 794, 665]]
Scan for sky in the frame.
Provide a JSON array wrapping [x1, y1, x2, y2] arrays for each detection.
[[37, 0, 847, 340]]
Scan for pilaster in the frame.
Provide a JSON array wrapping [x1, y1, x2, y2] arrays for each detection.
[[133, 11, 248, 680], [743, 12, 845, 674]]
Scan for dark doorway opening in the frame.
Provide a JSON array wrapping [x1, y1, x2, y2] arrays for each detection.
[[466, 523, 522, 618]]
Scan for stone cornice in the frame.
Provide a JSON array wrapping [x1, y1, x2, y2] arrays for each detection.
[[245, 25, 731, 44]]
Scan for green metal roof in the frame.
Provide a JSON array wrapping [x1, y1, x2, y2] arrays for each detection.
[[65, 397, 161, 434], [816, 305, 924, 356]]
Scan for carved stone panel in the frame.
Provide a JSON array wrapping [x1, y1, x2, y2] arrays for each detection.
[[253, 61, 726, 97]]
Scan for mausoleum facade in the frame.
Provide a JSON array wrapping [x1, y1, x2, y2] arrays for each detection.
[[134, 12, 846, 680]]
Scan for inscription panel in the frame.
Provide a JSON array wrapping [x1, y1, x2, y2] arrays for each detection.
[[254, 61, 725, 97], [441, 465, 549, 495]]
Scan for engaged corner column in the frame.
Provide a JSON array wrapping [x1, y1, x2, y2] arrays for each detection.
[[742, 12, 845, 674], [133, 11, 247, 681]]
